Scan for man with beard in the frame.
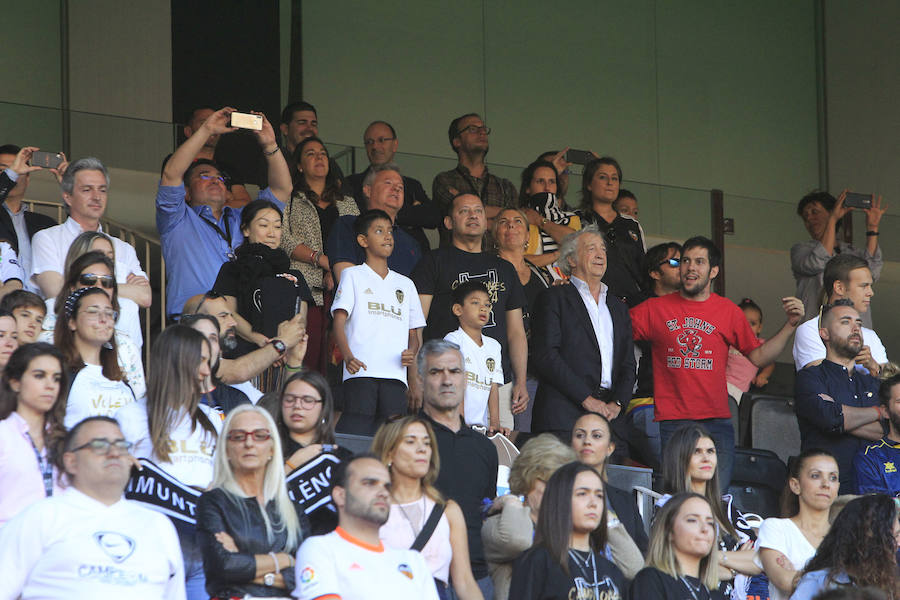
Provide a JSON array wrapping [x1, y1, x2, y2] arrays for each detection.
[[292, 455, 439, 600], [795, 299, 882, 494], [183, 292, 305, 403], [630, 236, 804, 488], [853, 371, 900, 496], [432, 113, 516, 246], [417, 339, 498, 598], [178, 313, 251, 414]]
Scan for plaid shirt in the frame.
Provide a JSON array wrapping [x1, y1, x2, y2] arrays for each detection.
[[432, 164, 517, 245]]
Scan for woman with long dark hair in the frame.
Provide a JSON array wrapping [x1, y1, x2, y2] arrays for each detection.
[[197, 404, 309, 598], [518, 159, 579, 266], [212, 199, 312, 357], [0, 343, 67, 525], [260, 369, 350, 535], [659, 424, 761, 598], [631, 492, 724, 599], [41, 250, 146, 400], [577, 157, 646, 306], [757, 449, 839, 600], [280, 136, 359, 373], [117, 325, 222, 600], [572, 412, 649, 554], [509, 461, 628, 600], [372, 415, 483, 600], [789, 494, 899, 599], [55, 287, 134, 428]]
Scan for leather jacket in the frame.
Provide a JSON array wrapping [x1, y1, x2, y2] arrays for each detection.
[[197, 487, 310, 598]]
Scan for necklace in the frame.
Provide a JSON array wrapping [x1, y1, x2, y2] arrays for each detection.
[[679, 575, 707, 600], [567, 548, 597, 586], [397, 495, 426, 538]]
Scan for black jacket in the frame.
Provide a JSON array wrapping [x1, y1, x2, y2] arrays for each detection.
[[532, 283, 636, 433], [197, 488, 310, 598], [607, 484, 649, 554], [0, 171, 57, 254], [346, 169, 441, 251]]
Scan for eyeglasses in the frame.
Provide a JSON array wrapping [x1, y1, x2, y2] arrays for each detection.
[[457, 125, 491, 136], [79, 273, 115, 289], [282, 394, 323, 409], [198, 174, 226, 184], [69, 438, 133, 455], [226, 429, 273, 443], [80, 307, 118, 322], [364, 136, 395, 146], [657, 258, 680, 269]]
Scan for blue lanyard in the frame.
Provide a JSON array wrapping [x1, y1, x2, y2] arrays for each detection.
[[25, 431, 53, 497]]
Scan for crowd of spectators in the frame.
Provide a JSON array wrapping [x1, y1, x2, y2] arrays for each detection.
[[0, 101, 896, 600]]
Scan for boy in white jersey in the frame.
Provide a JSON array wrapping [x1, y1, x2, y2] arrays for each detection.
[[443, 280, 505, 433], [332, 210, 425, 434]]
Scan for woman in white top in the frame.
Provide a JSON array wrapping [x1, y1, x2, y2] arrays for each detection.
[[0, 343, 67, 525], [55, 287, 134, 429], [41, 250, 146, 399], [371, 415, 483, 600], [117, 324, 221, 600], [756, 449, 839, 600], [62, 230, 146, 349]]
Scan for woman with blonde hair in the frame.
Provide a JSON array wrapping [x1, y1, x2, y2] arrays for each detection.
[[372, 415, 482, 600], [197, 404, 309, 598], [631, 492, 723, 599], [492, 207, 552, 433]]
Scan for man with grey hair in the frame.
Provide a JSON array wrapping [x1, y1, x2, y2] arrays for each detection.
[[30, 156, 151, 347], [346, 120, 440, 250], [417, 338, 498, 598], [326, 162, 422, 283], [532, 226, 636, 445]]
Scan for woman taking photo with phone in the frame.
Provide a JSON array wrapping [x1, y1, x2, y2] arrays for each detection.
[[630, 492, 724, 599], [509, 462, 628, 600]]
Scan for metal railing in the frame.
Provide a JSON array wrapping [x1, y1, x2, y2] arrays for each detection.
[[23, 199, 164, 366]]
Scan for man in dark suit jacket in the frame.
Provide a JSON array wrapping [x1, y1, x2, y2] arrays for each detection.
[[532, 225, 636, 448], [346, 121, 440, 251], [0, 145, 59, 275]]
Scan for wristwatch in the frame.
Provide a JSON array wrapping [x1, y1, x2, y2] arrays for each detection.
[[264, 572, 275, 586], [269, 339, 287, 355]]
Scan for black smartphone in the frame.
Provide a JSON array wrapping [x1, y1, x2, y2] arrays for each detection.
[[30, 150, 63, 169], [843, 192, 872, 209], [565, 149, 594, 165]]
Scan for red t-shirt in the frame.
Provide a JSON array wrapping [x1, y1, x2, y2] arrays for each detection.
[[630, 292, 761, 421]]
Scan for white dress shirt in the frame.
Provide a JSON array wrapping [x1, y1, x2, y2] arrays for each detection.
[[570, 276, 614, 389]]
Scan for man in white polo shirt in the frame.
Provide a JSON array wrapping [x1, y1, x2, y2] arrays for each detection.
[[293, 455, 439, 600], [30, 157, 150, 348], [793, 254, 887, 374], [0, 416, 185, 599]]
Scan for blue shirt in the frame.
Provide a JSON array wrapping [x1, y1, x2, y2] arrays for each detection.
[[794, 359, 881, 493], [853, 437, 900, 496], [156, 183, 283, 316], [324, 214, 422, 277]]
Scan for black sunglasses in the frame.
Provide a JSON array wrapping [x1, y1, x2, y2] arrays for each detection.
[[79, 273, 115, 289]]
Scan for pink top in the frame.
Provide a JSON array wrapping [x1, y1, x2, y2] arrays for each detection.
[[0, 412, 63, 526], [725, 337, 765, 394], [379, 495, 452, 584]]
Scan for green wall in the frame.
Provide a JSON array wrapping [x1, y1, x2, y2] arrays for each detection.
[[301, 0, 820, 245]]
